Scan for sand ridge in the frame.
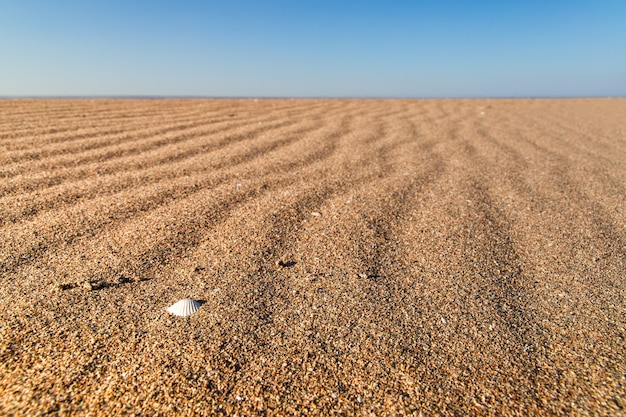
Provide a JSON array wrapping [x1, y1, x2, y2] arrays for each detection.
[[0, 98, 625, 415]]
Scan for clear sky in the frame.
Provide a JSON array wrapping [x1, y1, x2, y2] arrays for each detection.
[[1, 0, 625, 97]]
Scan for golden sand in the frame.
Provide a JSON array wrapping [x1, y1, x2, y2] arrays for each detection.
[[0, 98, 624, 415]]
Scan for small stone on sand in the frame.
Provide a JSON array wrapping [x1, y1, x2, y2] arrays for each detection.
[[115, 275, 130, 284]]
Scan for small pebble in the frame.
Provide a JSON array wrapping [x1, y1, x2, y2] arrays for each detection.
[[311, 211, 321, 217], [358, 273, 368, 279], [82, 281, 94, 291], [116, 275, 130, 284]]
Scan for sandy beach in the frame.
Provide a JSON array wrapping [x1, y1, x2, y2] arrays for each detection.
[[0, 98, 624, 415]]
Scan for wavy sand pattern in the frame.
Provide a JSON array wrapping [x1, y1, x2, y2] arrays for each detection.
[[0, 99, 625, 415]]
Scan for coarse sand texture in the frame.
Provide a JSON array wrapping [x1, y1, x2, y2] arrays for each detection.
[[0, 98, 625, 415]]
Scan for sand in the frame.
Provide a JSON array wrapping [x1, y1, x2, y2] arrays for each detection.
[[0, 98, 624, 415]]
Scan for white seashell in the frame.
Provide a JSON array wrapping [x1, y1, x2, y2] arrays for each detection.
[[166, 298, 202, 317]]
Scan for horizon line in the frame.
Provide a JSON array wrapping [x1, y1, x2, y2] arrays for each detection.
[[1, 95, 625, 100]]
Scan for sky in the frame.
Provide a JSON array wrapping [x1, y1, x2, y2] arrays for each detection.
[[0, 0, 625, 97]]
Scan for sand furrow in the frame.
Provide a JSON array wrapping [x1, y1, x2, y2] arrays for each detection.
[[0, 104, 210, 143], [1, 99, 624, 416], [0, 111, 331, 225], [0, 99, 267, 140], [0, 111, 239, 161], [432, 104, 625, 411], [3, 100, 348, 214], [0, 108, 294, 181], [0, 107, 328, 197], [0, 99, 322, 158], [0, 102, 363, 275]]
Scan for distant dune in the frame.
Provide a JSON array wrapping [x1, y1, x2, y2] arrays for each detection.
[[0, 98, 624, 415]]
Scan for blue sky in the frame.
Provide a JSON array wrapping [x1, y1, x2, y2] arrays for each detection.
[[1, 1, 624, 97]]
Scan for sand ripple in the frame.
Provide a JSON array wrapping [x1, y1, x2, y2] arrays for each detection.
[[0, 98, 624, 415]]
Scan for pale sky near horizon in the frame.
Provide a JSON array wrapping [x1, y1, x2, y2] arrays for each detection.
[[1, 0, 625, 97]]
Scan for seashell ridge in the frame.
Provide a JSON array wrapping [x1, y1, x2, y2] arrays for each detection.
[[166, 298, 202, 317]]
